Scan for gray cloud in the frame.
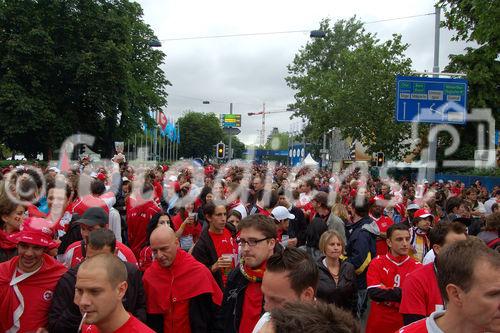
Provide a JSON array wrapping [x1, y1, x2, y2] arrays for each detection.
[[137, 0, 472, 146]]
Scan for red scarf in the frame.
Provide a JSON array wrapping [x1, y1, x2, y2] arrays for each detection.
[[240, 259, 266, 283], [143, 248, 222, 314], [0, 229, 17, 250]]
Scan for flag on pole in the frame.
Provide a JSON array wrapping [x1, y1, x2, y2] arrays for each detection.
[[157, 110, 167, 134], [176, 122, 180, 144]]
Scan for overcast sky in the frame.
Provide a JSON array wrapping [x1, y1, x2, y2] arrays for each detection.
[[136, 0, 470, 146]]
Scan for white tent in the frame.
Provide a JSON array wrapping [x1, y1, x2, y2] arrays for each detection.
[[303, 153, 319, 166]]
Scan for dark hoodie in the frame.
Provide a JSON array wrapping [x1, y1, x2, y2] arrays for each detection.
[[345, 216, 378, 289]]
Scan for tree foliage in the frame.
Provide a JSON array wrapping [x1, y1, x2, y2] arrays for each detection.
[[286, 17, 413, 159], [178, 111, 224, 158], [265, 131, 291, 150], [0, 0, 169, 159]]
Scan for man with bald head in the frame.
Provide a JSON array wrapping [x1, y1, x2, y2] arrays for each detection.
[[75, 253, 153, 332], [142, 225, 223, 332]]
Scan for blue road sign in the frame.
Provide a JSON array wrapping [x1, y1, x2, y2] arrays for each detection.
[[395, 76, 467, 124]]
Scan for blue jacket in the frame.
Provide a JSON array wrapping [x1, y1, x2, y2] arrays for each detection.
[[345, 216, 377, 289]]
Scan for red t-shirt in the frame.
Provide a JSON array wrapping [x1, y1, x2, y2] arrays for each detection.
[[82, 313, 154, 333], [71, 195, 109, 216], [138, 246, 153, 272], [399, 263, 444, 316], [209, 229, 237, 286], [366, 253, 421, 333], [172, 212, 202, 239], [239, 281, 263, 333], [395, 318, 427, 333], [127, 200, 161, 258], [64, 241, 137, 268]]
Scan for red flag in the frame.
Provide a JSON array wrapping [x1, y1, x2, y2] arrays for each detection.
[[157, 111, 167, 132], [58, 149, 70, 172]]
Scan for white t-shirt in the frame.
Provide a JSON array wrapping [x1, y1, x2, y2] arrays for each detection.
[[252, 312, 271, 333], [422, 249, 436, 265]]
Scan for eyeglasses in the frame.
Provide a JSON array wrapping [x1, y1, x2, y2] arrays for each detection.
[[236, 237, 271, 247]]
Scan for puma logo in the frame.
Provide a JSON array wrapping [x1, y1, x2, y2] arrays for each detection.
[[383, 267, 390, 274]]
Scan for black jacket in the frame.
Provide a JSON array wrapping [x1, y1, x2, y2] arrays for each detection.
[[215, 266, 263, 333], [48, 261, 147, 333], [288, 206, 308, 247], [192, 226, 224, 289], [345, 216, 377, 289], [305, 213, 329, 250], [316, 257, 357, 315]]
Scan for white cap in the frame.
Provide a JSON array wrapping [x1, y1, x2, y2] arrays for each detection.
[[407, 203, 420, 211], [122, 177, 130, 182], [49, 166, 60, 173], [423, 179, 429, 184], [271, 206, 295, 222]]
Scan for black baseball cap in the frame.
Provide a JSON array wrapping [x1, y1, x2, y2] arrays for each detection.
[[78, 207, 108, 226]]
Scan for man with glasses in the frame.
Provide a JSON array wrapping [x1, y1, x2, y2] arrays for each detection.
[[217, 214, 278, 333]]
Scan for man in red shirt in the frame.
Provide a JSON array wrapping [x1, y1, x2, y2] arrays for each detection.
[[0, 217, 67, 333], [369, 195, 394, 256], [399, 221, 467, 325], [218, 214, 277, 333], [126, 182, 161, 258], [143, 225, 222, 333], [192, 202, 237, 288], [366, 223, 421, 333], [63, 207, 137, 267], [76, 253, 154, 333], [397, 238, 500, 333]]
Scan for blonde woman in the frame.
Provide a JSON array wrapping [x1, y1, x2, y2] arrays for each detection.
[[315, 230, 357, 315], [326, 203, 348, 243]]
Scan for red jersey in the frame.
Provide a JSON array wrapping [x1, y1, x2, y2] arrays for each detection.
[[71, 194, 109, 216], [126, 200, 161, 258], [0, 254, 67, 332], [395, 310, 445, 333], [399, 263, 444, 317], [82, 313, 154, 333], [209, 229, 237, 286], [63, 240, 137, 268], [138, 246, 153, 272], [366, 253, 421, 333]]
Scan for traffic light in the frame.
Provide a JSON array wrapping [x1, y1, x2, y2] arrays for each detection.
[[376, 152, 385, 167], [216, 142, 225, 159]]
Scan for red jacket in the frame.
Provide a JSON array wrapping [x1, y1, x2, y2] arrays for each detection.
[[143, 249, 222, 333], [0, 254, 67, 332]]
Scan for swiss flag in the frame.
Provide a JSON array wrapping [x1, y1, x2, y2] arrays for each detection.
[[157, 111, 167, 132]]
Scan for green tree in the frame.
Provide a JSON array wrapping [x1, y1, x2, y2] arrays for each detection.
[[265, 131, 290, 150], [223, 135, 246, 159], [0, 0, 169, 159], [286, 17, 413, 159], [436, 0, 499, 163], [178, 111, 224, 158]]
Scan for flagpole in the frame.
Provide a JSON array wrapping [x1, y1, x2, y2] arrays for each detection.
[[140, 133, 143, 161], [134, 134, 137, 160], [175, 122, 178, 161]]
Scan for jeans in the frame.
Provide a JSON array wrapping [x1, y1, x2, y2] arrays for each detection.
[[357, 289, 368, 319]]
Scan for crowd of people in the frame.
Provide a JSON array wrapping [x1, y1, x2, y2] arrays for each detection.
[[0, 156, 499, 333]]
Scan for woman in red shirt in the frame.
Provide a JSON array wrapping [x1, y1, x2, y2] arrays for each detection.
[[172, 202, 202, 252]]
